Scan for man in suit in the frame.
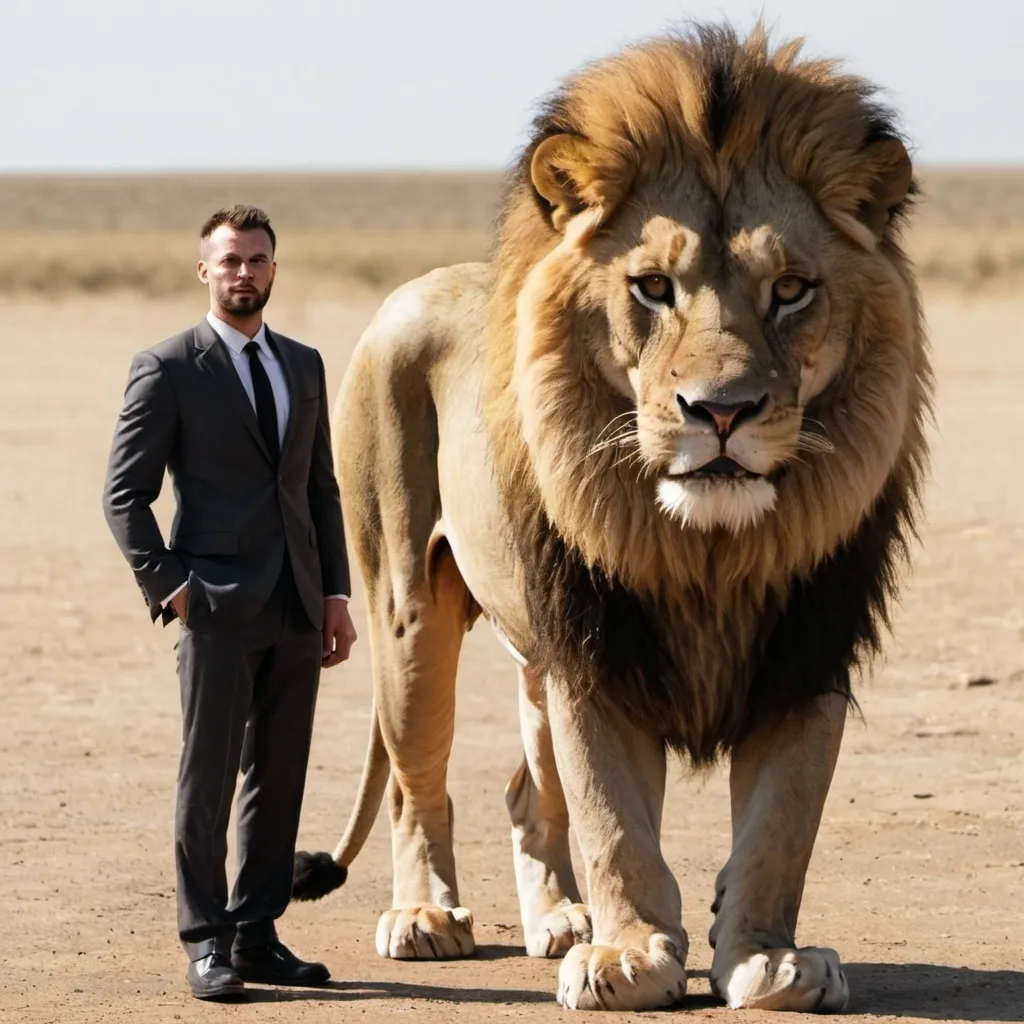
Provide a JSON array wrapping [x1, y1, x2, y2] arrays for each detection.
[[102, 205, 357, 1000]]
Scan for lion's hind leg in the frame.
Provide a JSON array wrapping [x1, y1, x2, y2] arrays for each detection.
[[709, 692, 850, 1011], [505, 665, 591, 957], [371, 540, 476, 960]]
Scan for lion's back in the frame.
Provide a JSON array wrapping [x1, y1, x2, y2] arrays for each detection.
[[331, 260, 503, 586]]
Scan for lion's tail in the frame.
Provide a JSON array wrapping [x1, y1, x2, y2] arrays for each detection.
[[291, 697, 390, 901]]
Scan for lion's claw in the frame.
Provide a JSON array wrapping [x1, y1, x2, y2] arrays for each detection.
[[525, 902, 592, 958], [375, 905, 475, 960], [557, 936, 687, 1011], [715, 946, 849, 1012]]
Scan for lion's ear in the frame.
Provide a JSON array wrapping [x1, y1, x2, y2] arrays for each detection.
[[530, 134, 607, 233], [859, 135, 914, 238], [829, 134, 913, 251]]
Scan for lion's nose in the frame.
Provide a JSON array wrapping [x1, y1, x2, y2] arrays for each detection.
[[677, 393, 768, 437]]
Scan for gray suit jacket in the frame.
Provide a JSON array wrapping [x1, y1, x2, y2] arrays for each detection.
[[102, 318, 350, 630]]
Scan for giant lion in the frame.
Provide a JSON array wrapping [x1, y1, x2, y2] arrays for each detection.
[[293, 22, 931, 1013]]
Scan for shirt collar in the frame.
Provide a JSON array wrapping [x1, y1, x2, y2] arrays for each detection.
[[206, 311, 270, 359]]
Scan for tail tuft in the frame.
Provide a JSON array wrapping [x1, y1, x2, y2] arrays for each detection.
[[292, 851, 348, 901]]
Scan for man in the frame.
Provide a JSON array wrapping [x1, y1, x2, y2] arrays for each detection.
[[102, 205, 357, 1001]]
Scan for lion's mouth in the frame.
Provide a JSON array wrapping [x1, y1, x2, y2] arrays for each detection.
[[669, 456, 764, 481]]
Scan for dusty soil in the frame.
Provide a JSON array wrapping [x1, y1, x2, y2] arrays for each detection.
[[1, 286, 1021, 1023]]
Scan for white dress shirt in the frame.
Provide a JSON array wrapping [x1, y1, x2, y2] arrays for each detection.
[[161, 313, 348, 608], [206, 311, 291, 446]]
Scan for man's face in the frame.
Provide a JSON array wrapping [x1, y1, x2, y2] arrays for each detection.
[[198, 225, 276, 316]]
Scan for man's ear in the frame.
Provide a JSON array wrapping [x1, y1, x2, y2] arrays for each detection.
[[197, 260, 208, 284], [530, 133, 608, 233], [827, 134, 914, 251]]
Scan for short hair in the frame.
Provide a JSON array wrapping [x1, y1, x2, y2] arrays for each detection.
[[199, 204, 276, 254]]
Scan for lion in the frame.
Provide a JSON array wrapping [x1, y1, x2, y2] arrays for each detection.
[[292, 22, 931, 1013]]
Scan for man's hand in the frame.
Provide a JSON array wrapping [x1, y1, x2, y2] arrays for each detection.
[[322, 598, 357, 668], [170, 586, 189, 624]]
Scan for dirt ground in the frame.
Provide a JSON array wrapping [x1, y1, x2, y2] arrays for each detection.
[[1, 283, 1021, 1023]]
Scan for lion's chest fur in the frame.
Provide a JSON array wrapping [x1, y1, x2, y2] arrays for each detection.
[[513, 472, 912, 764], [519, 515, 786, 761]]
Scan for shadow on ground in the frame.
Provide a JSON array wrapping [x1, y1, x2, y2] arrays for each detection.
[[239, 961, 1023, 1017], [243, 978, 552, 1005], [843, 963, 1023, 1021]]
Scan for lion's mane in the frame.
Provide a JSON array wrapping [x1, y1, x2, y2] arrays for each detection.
[[480, 23, 931, 763]]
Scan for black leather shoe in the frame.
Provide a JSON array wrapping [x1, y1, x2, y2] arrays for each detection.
[[186, 952, 246, 1000], [232, 939, 330, 986]]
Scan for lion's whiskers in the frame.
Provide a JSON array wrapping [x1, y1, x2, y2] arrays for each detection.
[[795, 430, 836, 456], [594, 409, 639, 445], [576, 425, 653, 496], [587, 433, 636, 458], [588, 420, 640, 459]]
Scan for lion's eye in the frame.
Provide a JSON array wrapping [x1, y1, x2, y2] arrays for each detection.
[[629, 273, 674, 310], [772, 275, 811, 306], [770, 275, 818, 322]]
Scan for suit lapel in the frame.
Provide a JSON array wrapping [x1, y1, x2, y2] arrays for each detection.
[[266, 327, 299, 461], [192, 320, 273, 464]]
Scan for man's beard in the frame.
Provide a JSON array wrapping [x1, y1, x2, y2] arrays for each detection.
[[220, 281, 273, 315]]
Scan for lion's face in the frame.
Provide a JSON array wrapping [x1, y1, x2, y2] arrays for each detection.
[[498, 31, 922, 585], [580, 172, 869, 532]]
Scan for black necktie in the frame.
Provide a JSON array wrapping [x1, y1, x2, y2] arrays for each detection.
[[244, 341, 280, 464]]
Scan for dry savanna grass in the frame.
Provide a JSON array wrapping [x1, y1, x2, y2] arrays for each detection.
[[2, 227, 492, 297], [0, 171, 498, 297], [2, 167, 1024, 297]]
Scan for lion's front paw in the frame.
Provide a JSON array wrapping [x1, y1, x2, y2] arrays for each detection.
[[525, 902, 591, 958], [375, 905, 475, 959], [556, 935, 687, 1011], [715, 946, 848, 1012]]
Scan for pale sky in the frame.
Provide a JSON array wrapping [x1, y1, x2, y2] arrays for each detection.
[[2, 0, 1021, 172]]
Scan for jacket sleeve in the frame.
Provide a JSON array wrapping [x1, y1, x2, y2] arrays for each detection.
[[307, 351, 351, 599], [102, 351, 187, 621]]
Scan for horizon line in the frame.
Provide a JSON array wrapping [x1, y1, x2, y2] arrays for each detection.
[[2, 160, 1023, 178]]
